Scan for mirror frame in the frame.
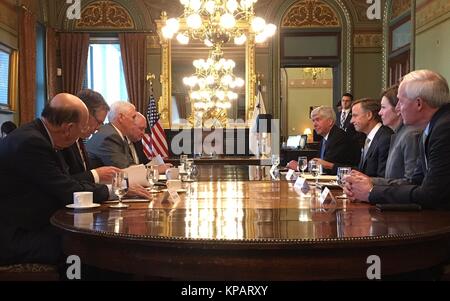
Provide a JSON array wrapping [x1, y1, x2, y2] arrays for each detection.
[[156, 12, 256, 129]]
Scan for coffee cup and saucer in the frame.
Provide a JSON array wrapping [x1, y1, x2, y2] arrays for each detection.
[[66, 192, 100, 209]]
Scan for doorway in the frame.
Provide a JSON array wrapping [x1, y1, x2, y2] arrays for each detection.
[[281, 67, 335, 141]]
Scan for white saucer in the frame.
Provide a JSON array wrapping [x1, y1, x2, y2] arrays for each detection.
[[66, 203, 101, 209]]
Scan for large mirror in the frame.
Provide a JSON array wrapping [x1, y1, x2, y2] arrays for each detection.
[[156, 14, 256, 129]]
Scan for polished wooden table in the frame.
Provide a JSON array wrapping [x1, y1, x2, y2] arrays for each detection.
[[167, 156, 272, 166], [51, 166, 450, 280]]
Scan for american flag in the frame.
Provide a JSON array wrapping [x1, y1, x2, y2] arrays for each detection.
[[142, 88, 169, 159]]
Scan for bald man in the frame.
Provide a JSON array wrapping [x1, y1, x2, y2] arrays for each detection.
[[0, 93, 109, 265], [128, 113, 171, 173], [127, 112, 149, 165]]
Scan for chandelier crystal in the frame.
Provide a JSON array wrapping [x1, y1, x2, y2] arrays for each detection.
[[162, 0, 276, 47], [183, 47, 245, 111]]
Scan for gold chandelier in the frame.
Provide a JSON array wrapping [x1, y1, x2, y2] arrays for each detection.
[[303, 67, 327, 81], [162, 0, 276, 47], [183, 47, 244, 112]]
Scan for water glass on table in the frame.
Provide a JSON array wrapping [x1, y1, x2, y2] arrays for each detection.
[[110, 171, 129, 209], [185, 159, 194, 181], [146, 165, 160, 194], [180, 154, 188, 172], [298, 156, 308, 176], [337, 167, 351, 198], [271, 154, 280, 167], [308, 160, 322, 185]]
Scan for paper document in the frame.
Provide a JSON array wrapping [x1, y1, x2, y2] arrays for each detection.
[[123, 164, 147, 186]]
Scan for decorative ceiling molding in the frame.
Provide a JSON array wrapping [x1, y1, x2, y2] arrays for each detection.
[[349, 0, 376, 23], [353, 32, 382, 48], [391, 0, 411, 20], [281, 0, 340, 28], [75, 0, 134, 29], [416, 0, 450, 31]]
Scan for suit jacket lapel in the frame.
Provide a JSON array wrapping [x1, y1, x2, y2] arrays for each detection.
[[364, 127, 384, 163]]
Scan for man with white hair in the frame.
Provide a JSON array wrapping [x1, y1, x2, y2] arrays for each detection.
[[86, 101, 138, 168], [287, 106, 360, 174], [345, 70, 450, 209]]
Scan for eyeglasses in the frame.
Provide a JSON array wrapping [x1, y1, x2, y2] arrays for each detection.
[[91, 113, 104, 128]]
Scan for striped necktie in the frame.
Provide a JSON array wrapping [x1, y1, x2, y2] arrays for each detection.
[[77, 139, 88, 171], [340, 111, 347, 128]]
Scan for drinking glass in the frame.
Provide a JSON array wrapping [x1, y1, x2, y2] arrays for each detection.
[[298, 156, 308, 175], [271, 154, 280, 167], [309, 160, 322, 185], [146, 165, 160, 193], [185, 159, 194, 181], [180, 154, 188, 172], [190, 164, 199, 180], [337, 167, 351, 198], [110, 171, 129, 209]]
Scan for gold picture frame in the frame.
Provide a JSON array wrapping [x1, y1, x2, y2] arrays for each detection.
[[155, 12, 256, 129]]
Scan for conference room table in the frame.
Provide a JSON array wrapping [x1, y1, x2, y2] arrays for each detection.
[[51, 165, 450, 280]]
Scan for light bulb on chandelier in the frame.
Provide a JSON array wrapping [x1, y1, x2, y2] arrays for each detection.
[[162, 0, 276, 47], [183, 48, 244, 111]]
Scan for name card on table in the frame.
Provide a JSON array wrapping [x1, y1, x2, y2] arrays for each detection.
[[319, 187, 337, 205], [166, 180, 182, 203], [294, 177, 310, 193], [285, 169, 295, 181]]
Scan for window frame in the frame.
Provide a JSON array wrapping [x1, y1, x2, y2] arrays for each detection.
[[84, 36, 129, 107], [0, 43, 18, 112]]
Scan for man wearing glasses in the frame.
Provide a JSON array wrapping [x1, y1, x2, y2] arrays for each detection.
[[61, 89, 121, 184]]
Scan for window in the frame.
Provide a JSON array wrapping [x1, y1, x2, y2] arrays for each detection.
[[35, 23, 47, 116], [388, 16, 411, 86], [85, 38, 128, 107], [0, 45, 11, 106]]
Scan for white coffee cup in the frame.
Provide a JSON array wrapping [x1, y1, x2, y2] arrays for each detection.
[[73, 192, 93, 207], [165, 167, 180, 180]]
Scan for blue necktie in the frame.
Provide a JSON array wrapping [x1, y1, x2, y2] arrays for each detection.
[[320, 139, 327, 159]]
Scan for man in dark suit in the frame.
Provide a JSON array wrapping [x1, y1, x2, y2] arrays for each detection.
[[127, 113, 150, 165], [127, 113, 171, 173], [345, 70, 450, 209], [86, 101, 138, 169], [351, 98, 393, 177], [61, 89, 120, 183], [287, 106, 360, 174], [337, 93, 353, 131], [337, 93, 365, 147], [0, 93, 110, 265]]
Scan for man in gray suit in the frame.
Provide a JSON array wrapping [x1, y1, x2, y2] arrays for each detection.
[[86, 101, 137, 169]]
